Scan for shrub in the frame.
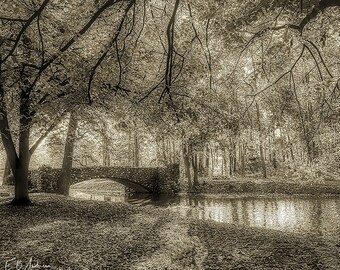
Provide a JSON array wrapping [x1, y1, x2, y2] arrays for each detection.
[[30, 165, 60, 192]]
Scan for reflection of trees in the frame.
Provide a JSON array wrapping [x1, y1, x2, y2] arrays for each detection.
[[264, 199, 269, 228], [311, 200, 323, 236], [250, 199, 256, 226], [178, 196, 339, 237], [241, 199, 250, 226], [231, 199, 239, 223], [272, 200, 279, 226]]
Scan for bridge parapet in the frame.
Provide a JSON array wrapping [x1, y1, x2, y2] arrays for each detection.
[[29, 164, 180, 194]]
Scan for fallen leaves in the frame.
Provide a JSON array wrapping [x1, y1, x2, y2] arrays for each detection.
[[0, 193, 339, 269]]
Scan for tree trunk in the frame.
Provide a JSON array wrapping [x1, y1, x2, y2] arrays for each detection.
[[229, 150, 234, 176], [12, 124, 31, 205], [172, 140, 176, 163], [128, 131, 132, 166], [2, 159, 12, 185], [2, 115, 64, 185], [57, 111, 78, 195], [222, 147, 229, 177], [272, 151, 278, 169], [288, 134, 295, 161], [102, 129, 110, 166], [0, 69, 32, 205], [133, 130, 140, 167], [205, 145, 210, 177], [240, 143, 245, 177], [192, 153, 199, 187], [162, 137, 168, 165], [10, 84, 32, 205], [229, 138, 237, 176], [256, 102, 267, 178], [183, 142, 192, 190], [198, 151, 204, 175], [210, 145, 214, 177]]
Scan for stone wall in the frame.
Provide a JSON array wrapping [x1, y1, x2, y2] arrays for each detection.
[[30, 164, 180, 194]]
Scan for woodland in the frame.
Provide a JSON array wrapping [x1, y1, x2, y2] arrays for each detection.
[[0, 0, 339, 205]]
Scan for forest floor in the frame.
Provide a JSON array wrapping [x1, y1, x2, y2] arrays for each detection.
[[0, 193, 339, 270]]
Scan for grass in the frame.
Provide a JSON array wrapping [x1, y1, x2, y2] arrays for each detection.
[[185, 176, 340, 195], [0, 193, 339, 269]]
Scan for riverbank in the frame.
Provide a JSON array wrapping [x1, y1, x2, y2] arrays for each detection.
[[1, 174, 340, 198], [0, 193, 339, 269], [182, 176, 340, 195]]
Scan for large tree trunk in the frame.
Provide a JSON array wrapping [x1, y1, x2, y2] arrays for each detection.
[[11, 82, 32, 205], [57, 111, 78, 195], [2, 118, 62, 185], [13, 128, 30, 205], [0, 65, 32, 205]]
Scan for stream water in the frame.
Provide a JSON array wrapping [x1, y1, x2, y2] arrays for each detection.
[[70, 188, 340, 238]]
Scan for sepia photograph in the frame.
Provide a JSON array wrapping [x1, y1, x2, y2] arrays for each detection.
[[0, 0, 339, 269]]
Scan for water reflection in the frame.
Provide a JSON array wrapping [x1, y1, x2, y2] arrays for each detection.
[[69, 190, 127, 203], [174, 196, 340, 238], [69, 189, 340, 238]]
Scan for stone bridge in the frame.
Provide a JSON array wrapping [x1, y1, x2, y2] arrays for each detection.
[[30, 164, 180, 194]]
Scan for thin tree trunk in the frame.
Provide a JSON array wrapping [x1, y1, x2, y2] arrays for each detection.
[[205, 145, 210, 177], [57, 111, 78, 195], [183, 142, 192, 190], [192, 153, 199, 187], [210, 145, 214, 177], [133, 130, 139, 167], [256, 102, 267, 178], [102, 128, 110, 166], [2, 159, 12, 185], [128, 131, 132, 166], [162, 137, 167, 165], [229, 137, 237, 176], [240, 142, 245, 177], [172, 140, 176, 163], [288, 134, 295, 161], [222, 147, 229, 177]]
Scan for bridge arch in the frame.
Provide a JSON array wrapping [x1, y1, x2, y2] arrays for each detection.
[[29, 164, 180, 194], [71, 177, 152, 193]]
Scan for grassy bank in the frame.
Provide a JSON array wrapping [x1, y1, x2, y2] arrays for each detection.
[[183, 176, 340, 195], [0, 194, 339, 269]]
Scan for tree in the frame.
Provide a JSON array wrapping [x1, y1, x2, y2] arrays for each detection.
[[0, 0, 137, 205], [57, 110, 78, 195]]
